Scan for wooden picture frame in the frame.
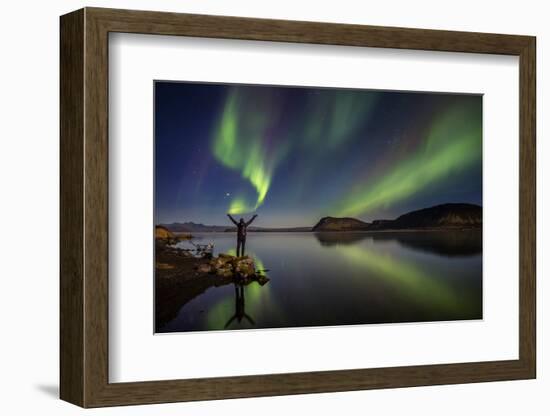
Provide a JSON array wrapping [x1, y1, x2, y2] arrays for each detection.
[[60, 7, 536, 408]]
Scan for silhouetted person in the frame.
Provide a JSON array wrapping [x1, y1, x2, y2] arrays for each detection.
[[224, 284, 255, 329], [227, 213, 257, 256]]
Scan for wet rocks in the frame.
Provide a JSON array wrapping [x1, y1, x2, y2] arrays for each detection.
[[234, 257, 255, 277], [194, 254, 267, 283]]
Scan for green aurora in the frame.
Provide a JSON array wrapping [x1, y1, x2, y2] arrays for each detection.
[[212, 89, 287, 214], [335, 105, 482, 217], [156, 82, 482, 226], [211, 87, 380, 216], [155, 82, 483, 333]]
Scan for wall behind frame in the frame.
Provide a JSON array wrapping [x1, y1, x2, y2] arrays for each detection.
[[0, 0, 546, 415]]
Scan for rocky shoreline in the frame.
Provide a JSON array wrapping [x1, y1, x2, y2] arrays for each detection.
[[155, 241, 268, 331]]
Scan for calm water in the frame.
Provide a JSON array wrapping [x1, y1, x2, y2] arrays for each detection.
[[158, 231, 482, 333]]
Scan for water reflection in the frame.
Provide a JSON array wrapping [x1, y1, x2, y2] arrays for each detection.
[[158, 231, 482, 333], [224, 284, 255, 328], [372, 231, 482, 257], [336, 244, 465, 313], [315, 230, 482, 257], [314, 232, 370, 246]]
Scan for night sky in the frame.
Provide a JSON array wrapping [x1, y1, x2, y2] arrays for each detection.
[[155, 81, 482, 228]]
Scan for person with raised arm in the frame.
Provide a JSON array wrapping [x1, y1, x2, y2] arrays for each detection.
[[227, 213, 258, 256]]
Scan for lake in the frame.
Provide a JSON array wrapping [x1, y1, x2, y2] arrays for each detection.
[[158, 230, 482, 333]]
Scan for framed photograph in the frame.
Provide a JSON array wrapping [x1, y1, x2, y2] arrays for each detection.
[[60, 7, 536, 407]]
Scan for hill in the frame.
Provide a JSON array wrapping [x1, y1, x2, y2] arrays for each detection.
[[312, 216, 371, 232], [312, 203, 482, 232], [162, 203, 482, 234], [388, 203, 482, 229]]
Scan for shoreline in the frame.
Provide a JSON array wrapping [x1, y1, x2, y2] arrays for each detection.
[[185, 227, 482, 234], [155, 247, 228, 330], [155, 243, 268, 331]]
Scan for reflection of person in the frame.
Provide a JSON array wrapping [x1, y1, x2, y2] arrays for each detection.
[[224, 284, 255, 329], [227, 214, 258, 256]]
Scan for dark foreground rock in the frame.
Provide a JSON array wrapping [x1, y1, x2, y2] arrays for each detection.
[[199, 253, 267, 281]]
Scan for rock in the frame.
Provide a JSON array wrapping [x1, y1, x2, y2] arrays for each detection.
[[234, 257, 255, 277], [202, 253, 265, 281], [209, 258, 226, 270], [216, 266, 233, 278], [196, 263, 212, 273], [155, 261, 174, 270], [155, 225, 175, 239], [218, 256, 233, 265], [256, 275, 270, 286]]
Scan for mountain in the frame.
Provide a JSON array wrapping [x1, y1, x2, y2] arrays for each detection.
[[161, 222, 311, 233], [160, 222, 228, 232], [312, 216, 371, 232], [388, 203, 482, 229], [312, 203, 482, 232], [162, 203, 482, 234]]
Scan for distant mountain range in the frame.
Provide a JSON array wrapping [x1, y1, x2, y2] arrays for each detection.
[[160, 222, 228, 233], [160, 203, 482, 233], [159, 221, 311, 233]]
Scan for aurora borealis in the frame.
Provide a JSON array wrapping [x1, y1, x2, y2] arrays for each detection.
[[155, 82, 482, 227]]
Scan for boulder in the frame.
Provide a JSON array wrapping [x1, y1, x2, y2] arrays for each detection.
[[205, 254, 260, 279], [216, 265, 234, 278], [155, 225, 175, 239], [234, 257, 255, 277]]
